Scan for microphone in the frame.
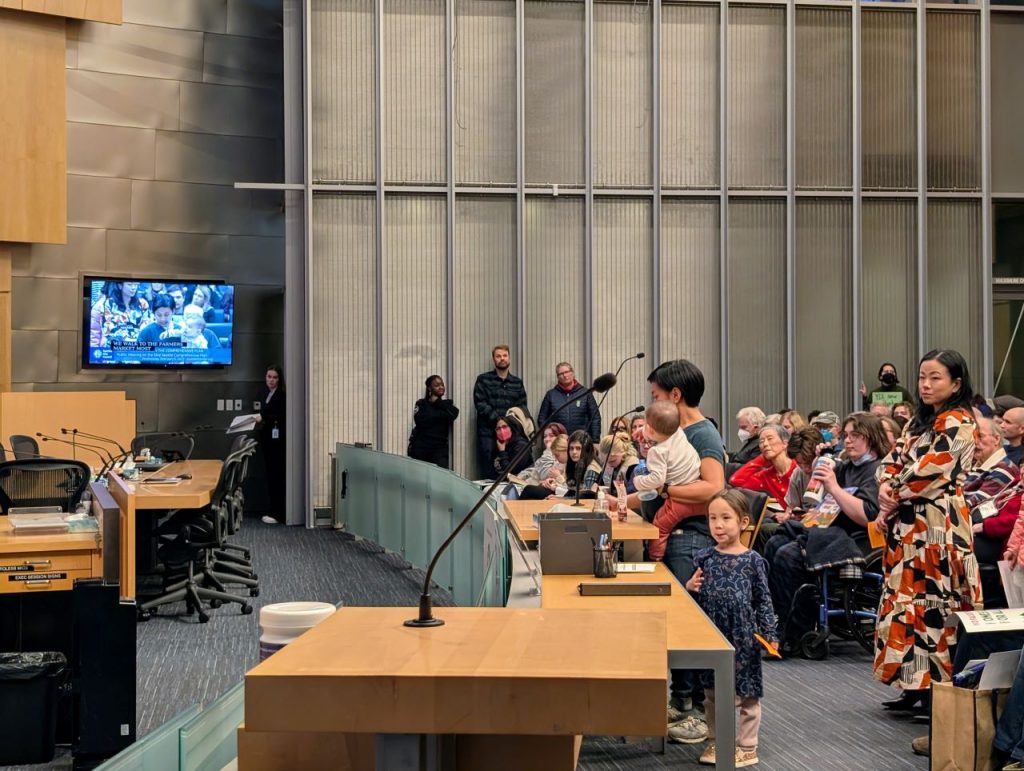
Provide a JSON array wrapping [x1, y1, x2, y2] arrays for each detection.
[[37, 434, 110, 468], [593, 405, 646, 495], [591, 353, 644, 435], [406, 373, 617, 628], [62, 428, 128, 455]]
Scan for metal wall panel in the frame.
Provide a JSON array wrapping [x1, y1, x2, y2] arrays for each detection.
[[10, 277, 79, 331], [661, 4, 719, 190], [992, 14, 1024, 193], [454, 0, 516, 185], [861, 200, 917, 389], [928, 200, 982, 371], [75, 22, 205, 82], [202, 31, 283, 88], [381, 196, 448, 455], [180, 82, 282, 139], [926, 12, 980, 192], [525, 0, 585, 186], [311, 0, 374, 182], [795, 8, 852, 190], [523, 198, 586, 415], [660, 199, 721, 423], [121, 0, 229, 33], [105, 230, 230, 275], [231, 286, 285, 334], [154, 131, 282, 185], [383, 0, 446, 184], [11, 331, 59, 384], [728, 6, 785, 190], [862, 10, 916, 191], [310, 195, 377, 506], [727, 199, 786, 435], [68, 175, 132, 229], [227, 236, 285, 285], [452, 197, 517, 477], [794, 200, 852, 416], [593, 199, 653, 423], [67, 123, 156, 180], [67, 70, 181, 131], [12, 228, 106, 279], [594, 1, 652, 188], [130, 181, 281, 236]]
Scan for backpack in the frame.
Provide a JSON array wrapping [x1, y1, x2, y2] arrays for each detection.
[[505, 406, 535, 439]]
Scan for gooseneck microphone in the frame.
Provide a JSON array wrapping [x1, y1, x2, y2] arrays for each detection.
[[62, 428, 128, 455], [591, 352, 646, 430], [37, 434, 110, 468], [405, 372, 617, 628], [593, 406, 646, 494]]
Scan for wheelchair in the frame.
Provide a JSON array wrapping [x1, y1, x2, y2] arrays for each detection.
[[787, 548, 884, 660]]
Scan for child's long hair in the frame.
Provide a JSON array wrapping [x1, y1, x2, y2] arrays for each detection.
[[712, 488, 752, 524]]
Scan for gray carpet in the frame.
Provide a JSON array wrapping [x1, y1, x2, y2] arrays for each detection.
[[4, 520, 928, 770]]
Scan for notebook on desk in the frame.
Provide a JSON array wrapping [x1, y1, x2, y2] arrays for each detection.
[[9, 510, 69, 533]]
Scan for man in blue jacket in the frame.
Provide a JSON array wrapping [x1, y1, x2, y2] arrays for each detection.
[[537, 362, 601, 442]]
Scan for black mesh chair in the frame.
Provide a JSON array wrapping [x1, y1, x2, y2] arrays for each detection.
[[9, 434, 40, 460], [130, 433, 195, 463], [0, 459, 91, 514]]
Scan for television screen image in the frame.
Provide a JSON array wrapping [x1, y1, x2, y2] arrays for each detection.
[[82, 278, 234, 368]]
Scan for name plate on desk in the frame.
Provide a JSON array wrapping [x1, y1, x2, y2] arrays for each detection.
[[578, 581, 672, 596], [8, 572, 67, 582]]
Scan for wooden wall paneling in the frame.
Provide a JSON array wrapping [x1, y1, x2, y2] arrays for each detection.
[[20, 0, 121, 24], [0, 246, 9, 392]]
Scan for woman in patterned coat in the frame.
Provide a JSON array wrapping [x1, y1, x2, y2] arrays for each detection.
[[873, 349, 980, 709]]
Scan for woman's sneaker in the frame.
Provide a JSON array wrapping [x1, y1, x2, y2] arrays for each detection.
[[699, 744, 716, 765], [667, 716, 708, 744], [736, 747, 759, 767]]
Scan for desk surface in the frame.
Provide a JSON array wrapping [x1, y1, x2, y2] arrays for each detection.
[[541, 562, 732, 654], [503, 498, 659, 543], [245, 606, 667, 737], [123, 459, 222, 510], [0, 516, 100, 555]]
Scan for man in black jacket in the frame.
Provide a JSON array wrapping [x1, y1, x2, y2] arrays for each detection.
[[473, 345, 528, 477], [537, 362, 601, 442]]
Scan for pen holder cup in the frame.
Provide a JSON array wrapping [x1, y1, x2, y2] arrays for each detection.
[[593, 545, 618, 578]]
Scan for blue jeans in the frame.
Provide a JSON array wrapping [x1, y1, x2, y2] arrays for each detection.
[[664, 522, 715, 702]]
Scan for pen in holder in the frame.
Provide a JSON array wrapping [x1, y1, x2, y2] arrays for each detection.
[[593, 541, 618, 578]]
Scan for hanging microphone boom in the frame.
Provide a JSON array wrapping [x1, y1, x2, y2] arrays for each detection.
[[62, 428, 128, 455], [37, 434, 110, 468]]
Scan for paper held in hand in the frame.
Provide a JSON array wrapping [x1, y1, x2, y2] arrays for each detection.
[[999, 560, 1024, 609], [948, 608, 1024, 634], [228, 414, 260, 434]]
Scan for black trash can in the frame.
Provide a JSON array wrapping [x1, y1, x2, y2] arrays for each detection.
[[0, 651, 67, 764]]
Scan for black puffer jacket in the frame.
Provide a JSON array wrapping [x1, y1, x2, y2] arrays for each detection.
[[537, 382, 601, 441], [473, 370, 528, 434]]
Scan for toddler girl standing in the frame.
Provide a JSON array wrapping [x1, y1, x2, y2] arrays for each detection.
[[686, 488, 778, 768]]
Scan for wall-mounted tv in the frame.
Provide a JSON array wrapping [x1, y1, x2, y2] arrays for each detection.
[[82, 276, 234, 368]]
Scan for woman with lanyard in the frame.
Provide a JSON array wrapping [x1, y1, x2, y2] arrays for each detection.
[[256, 365, 286, 525]]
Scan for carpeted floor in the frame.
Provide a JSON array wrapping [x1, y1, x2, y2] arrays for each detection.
[[4, 519, 928, 770]]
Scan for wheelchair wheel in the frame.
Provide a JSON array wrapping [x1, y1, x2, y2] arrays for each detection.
[[842, 550, 884, 655], [800, 630, 830, 660]]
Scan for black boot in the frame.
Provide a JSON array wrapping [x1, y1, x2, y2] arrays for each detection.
[[882, 689, 928, 711]]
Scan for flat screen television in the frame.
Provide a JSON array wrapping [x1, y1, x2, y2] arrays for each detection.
[[82, 277, 234, 368]]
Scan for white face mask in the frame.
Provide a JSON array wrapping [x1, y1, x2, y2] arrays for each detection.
[[738, 429, 752, 443]]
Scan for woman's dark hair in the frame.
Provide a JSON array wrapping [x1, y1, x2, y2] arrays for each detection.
[[844, 413, 892, 458], [647, 359, 705, 408], [564, 430, 596, 487], [878, 362, 899, 381], [497, 414, 527, 441], [786, 426, 824, 467], [152, 293, 174, 312], [909, 349, 974, 435], [105, 281, 142, 312], [424, 374, 443, 399], [267, 364, 285, 392]]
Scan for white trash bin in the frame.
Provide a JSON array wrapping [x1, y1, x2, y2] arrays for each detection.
[[258, 602, 338, 660]]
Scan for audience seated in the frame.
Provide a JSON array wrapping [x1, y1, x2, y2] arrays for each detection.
[[729, 424, 795, 503], [594, 432, 640, 492], [966, 416, 1022, 566], [1000, 407, 1024, 466], [731, 406, 766, 465], [559, 430, 600, 499], [780, 410, 806, 433], [809, 411, 843, 452], [491, 415, 531, 476], [754, 426, 823, 551]]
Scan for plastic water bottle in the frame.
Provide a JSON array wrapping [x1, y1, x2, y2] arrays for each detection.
[[615, 479, 628, 520], [596, 489, 609, 515], [636, 459, 647, 475]]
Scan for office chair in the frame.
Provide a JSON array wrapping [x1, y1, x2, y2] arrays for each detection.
[[9, 434, 40, 460], [130, 433, 195, 462], [0, 459, 91, 514]]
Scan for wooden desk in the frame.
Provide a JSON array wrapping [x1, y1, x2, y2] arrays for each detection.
[[503, 498, 658, 544], [542, 563, 738, 771], [240, 606, 668, 771], [0, 517, 101, 594], [106, 459, 222, 599]]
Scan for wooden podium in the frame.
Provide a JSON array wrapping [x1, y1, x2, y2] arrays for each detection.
[[239, 607, 668, 771]]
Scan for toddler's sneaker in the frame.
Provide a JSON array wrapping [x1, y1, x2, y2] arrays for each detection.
[[698, 743, 716, 765], [667, 716, 708, 744], [736, 747, 759, 767]]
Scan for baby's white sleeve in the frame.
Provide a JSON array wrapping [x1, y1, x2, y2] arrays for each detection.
[[633, 447, 667, 490]]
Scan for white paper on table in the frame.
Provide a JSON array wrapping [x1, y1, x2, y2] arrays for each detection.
[[978, 648, 1024, 690], [999, 560, 1024, 609]]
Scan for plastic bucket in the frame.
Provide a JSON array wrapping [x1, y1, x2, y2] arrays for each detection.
[[259, 602, 338, 660]]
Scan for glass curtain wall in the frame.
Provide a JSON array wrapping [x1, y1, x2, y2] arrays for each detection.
[[306, 0, 994, 503]]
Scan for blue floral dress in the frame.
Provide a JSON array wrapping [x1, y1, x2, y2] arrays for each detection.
[[695, 547, 778, 698]]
